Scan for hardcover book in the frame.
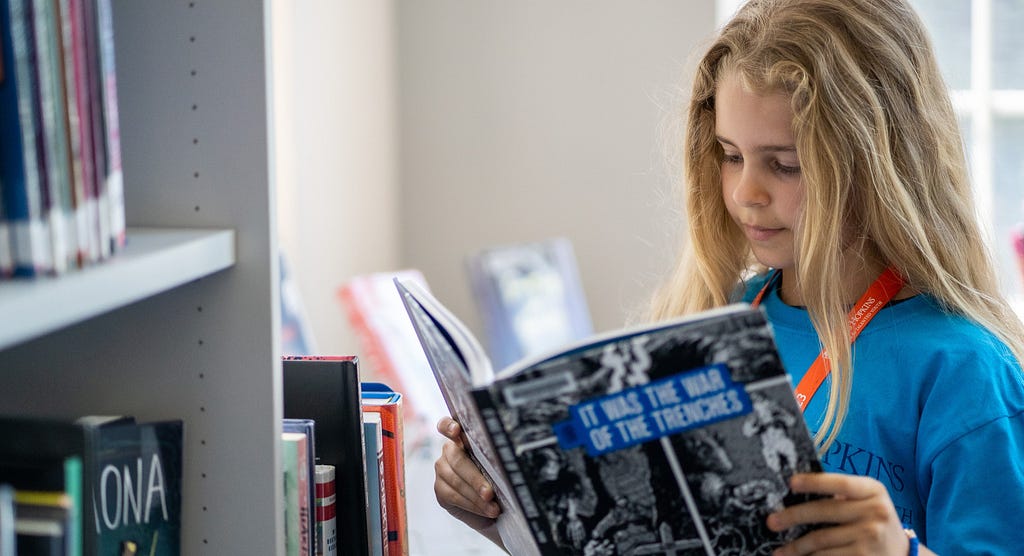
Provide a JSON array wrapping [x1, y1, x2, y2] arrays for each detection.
[[88, 419, 183, 556], [396, 279, 823, 556]]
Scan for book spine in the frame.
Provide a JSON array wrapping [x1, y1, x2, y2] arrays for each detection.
[[472, 391, 556, 554], [56, 0, 88, 267], [31, 0, 72, 275], [80, 0, 108, 261], [0, 484, 13, 555], [1, 0, 53, 276], [282, 432, 302, 556], [65, 0, 98, 264], [381, 404, 407, 556], [93, 0, 121, 252], [297, 434, 311, 556], [314, 465, 337, 556]]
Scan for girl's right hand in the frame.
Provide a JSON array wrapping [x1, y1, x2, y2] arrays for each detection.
[[434, 416, 503, 532]]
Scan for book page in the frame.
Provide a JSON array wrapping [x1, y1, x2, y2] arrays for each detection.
[[395, 279, 540, 556]]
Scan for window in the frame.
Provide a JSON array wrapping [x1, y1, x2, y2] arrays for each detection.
[[715, 0, 1024, 313]]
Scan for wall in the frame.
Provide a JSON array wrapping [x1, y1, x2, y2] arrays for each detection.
[[273, 0, 400, 355], [274, 1, 718, 355], [396, 1, 717, 336]]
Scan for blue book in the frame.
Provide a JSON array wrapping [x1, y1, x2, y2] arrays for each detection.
[[466, 237, 593, 369], [0, 0, 51, 275], [362, 414, 386, 556]]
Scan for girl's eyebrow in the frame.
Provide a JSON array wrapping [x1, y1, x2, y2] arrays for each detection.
[[716, 135, 797, 153]]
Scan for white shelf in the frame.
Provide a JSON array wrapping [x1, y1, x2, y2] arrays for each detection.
[[0, 227, 235, 351]]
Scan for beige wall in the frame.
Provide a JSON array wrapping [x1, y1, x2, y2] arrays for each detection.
[[273, 0, 400, 355], [396, 1, 716, 336], [275, 1, 717, 355]]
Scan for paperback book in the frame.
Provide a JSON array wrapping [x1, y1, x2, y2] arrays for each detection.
[[396, 279, 822, 556]]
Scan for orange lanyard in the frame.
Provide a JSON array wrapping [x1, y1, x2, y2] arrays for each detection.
[[751, 266, 906, 411]]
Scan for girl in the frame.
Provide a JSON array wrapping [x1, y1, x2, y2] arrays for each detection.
[[433, 0, 1024, 554]]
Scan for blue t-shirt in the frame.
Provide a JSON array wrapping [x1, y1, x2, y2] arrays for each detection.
[[742, 274, 1024, 554]]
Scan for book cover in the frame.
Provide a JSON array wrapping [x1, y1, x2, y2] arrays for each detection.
[[361, 383, 408, 556], [314, 465, 337, 556], [282, 356, 371, 556], [466, 237, 593, 369], [89, 419, 182, 556], [337, 270, 448, 426], [396, 279, 823, 556], [363, 413, 388, 556], [284, 418, 317, 556]]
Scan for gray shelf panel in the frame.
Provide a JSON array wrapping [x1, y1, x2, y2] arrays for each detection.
[[0, 227, 235, 350]]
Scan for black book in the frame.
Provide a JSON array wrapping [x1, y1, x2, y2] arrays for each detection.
[[282, 356, 371, 556], [396, 279, 823, 556]]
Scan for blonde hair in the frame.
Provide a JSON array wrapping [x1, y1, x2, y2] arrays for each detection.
[[650, 0, 1024, 450]]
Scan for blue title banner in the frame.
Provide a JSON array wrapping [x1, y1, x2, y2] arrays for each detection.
[[552, 363, 752, 456]]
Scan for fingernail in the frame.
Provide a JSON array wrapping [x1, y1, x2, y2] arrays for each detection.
[[479, 484, 491, 497], [447, 421, 458, 434], [486, 502, 500, 517]]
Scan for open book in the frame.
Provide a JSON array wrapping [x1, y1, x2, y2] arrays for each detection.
[[395, 279, 822, 556]]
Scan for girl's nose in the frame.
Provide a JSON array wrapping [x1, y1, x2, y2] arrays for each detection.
[[731, 167, 770, 208]]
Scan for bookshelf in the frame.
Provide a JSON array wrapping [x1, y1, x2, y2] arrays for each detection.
[[0, 1, 283, 554]]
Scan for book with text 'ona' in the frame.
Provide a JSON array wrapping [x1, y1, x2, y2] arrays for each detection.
[[88, 419, 182, 556], [396, 279, 823, 556], [0, 416, 182, 556]]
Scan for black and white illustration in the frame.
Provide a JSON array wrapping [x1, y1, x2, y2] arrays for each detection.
[[483, 309, 821, 556]]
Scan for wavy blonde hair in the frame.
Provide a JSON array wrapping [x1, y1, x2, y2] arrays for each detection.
[[649, 0, 1024, 450]]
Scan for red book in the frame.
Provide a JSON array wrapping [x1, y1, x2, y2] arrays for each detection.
[[314, 465, 337, 556], [362, 383, 408, 556]]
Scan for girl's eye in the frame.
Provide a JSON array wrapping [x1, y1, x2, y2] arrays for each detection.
[[722, 154, 743, 165], [772, 160, 801, 175]]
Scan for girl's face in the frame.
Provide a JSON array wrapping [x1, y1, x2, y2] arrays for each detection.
[[715, 72, 804, 271]]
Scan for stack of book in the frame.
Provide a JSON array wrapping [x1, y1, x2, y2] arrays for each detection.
[[282, 357, 410, 556], [0, 0, 126, 278]]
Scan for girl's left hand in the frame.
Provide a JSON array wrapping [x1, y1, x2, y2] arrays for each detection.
[[766, 472, 919, 555]]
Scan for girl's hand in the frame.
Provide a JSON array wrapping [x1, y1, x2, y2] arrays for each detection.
[[434, 416, 502, 532], [766, 472, 931, 555]]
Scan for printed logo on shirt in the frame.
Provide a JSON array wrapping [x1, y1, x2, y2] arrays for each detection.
[[820, 439, 906, 493]]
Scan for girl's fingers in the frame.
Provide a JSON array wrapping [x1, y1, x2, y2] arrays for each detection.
[[770, 524, 861, 556], [436, 416, 465, 447], [434, 439, 500, 518], [787, 472, 887, 500], [768, 495, 885, 530]]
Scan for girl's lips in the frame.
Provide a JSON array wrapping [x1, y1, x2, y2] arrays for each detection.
[[743, 224, 784, 241]]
